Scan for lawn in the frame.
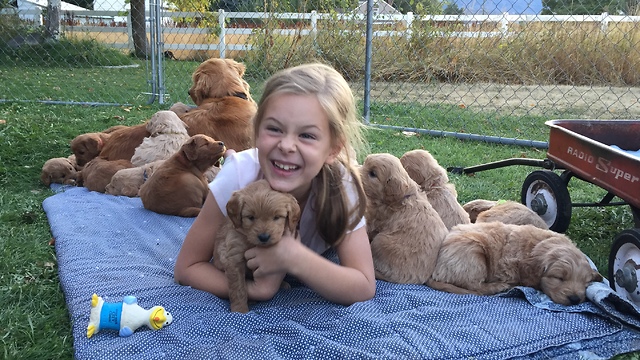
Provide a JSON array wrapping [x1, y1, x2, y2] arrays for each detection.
[[0, 90, 637, 359]]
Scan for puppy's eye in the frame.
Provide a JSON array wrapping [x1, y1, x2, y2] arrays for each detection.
[[273, 215, 281, 221], [245, 215, 255, 221], [368, 170, 377, 178]]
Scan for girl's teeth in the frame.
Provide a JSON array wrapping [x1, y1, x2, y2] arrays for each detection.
[[275, 162, 296, 170]]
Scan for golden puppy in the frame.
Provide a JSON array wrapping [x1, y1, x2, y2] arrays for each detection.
[[213, 179, 301, 313], [78, 158, 134, 193], [131, 111, 190, 167], [400, 149, 470, 230], [428, 222, 603, 306], [361, 153, 449, 284], [105, 160, 165, 197], [177, 58, 257, 152], [41, 156, 78, 186], [139, 135, 225, 217], [475, 200, 549, 229]]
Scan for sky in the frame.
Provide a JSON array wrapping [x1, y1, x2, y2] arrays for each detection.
[[453, 0, 544, 14]]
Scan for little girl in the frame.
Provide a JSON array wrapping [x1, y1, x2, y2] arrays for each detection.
[[174, 63, 376, 305]]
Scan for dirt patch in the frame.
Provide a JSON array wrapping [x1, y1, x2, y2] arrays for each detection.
[[356, 82, 640, 119]]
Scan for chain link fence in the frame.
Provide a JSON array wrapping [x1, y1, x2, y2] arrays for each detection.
[[2, 0, 640, 146]]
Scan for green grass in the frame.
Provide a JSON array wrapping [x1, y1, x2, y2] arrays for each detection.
[[1, 100, 638, 358]]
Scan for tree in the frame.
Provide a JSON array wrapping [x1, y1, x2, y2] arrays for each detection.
[[443, 2, 464, 14], [540, 0, 636, 14], [130, 0, 148, 58]]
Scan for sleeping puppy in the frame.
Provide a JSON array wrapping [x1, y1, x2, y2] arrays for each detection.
[[78, 157, 134, 193], [130, 111, 190, 167], [213, 179, 301, 313], [462, 199, 498, 223], [139, 135, 225, 217], [41, 156, 78, 186], [177, 58, 257, 152], [400, 149, 470, 230], [428, 222, 603, 306], [475, 200, 549, 229], [105, 160, 165, 197], [361, 153, 449, 284]]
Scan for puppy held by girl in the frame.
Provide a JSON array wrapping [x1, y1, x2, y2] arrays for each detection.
[[174, 63, 376, 309]]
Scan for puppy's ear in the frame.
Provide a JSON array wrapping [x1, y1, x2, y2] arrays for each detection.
[[285, 196, 301, 234], [191, 73, 208, 105], [591, 270, 604, 283], [40, 170, 52, 186], [226, 191, 244, 229], [182, 137, 199, 161], [230, 60, 246, 77]]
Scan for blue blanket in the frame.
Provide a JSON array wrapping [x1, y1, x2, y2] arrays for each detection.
[[43, 186, 640, 359]]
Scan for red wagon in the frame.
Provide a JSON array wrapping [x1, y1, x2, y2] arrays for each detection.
[[450, 119, 640, 306]]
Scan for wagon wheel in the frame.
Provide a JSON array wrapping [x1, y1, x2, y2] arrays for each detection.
[[608, 229, 640, 307], [520, 170, 572, 233]]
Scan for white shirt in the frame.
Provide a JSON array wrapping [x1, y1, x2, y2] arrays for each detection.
[[209, 148, 365, 253]]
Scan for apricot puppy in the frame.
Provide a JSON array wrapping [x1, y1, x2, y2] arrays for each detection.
[[213, 180, 301, 313], [139, 134, 225, 217]]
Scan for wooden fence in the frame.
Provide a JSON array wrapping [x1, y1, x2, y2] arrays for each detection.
[[4, 8, 640, 59]]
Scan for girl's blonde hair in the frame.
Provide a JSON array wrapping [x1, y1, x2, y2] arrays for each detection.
[[253, 63, 367, 246]]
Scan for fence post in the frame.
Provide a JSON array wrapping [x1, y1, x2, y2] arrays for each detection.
[[600, 12, 609, 32], [311, 10, 317, 42], [45, 0, 61, 39], [405, 12, 413, 40], [500, 12, 508, 35], [219, 10, 226, 59], [127, 12, 134, 53]]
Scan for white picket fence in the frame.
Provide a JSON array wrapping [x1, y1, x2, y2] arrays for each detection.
[[4, 8, 640, 57]]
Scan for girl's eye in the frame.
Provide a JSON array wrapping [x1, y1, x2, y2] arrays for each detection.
[[300, 133, 316, 140], [265, 126, 281, 133]]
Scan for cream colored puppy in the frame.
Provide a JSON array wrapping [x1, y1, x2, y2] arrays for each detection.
[[131, 111, 190, 167], [400, 149, 470, 230], [428, 222, 603, 306], [361, 153, 448, 284]]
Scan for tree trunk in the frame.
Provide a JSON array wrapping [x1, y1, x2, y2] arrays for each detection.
[[130, 0, 148, 59]]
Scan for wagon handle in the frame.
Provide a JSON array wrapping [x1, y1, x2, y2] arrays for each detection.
[[447, 158, 557, 175]]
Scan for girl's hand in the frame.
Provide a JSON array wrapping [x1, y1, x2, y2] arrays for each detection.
[[244, 228, 300, 277], [244, 230, 300, 301]]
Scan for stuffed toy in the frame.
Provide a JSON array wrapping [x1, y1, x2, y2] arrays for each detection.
[[86, 293, 173, 338]]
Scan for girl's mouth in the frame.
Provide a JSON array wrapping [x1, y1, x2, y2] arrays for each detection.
[[273, 161, 300, 171]]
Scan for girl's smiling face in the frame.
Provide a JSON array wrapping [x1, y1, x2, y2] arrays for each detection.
[[256, 93, 340, 203]]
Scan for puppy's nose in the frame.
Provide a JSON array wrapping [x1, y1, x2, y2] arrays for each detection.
[[568, 295, 581, 305], [257, 233, 271, 243]]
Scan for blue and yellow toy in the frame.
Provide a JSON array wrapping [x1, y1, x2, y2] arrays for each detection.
[[86, 293, 173, 338]]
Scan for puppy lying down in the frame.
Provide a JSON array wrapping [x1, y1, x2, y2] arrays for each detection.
[[428, 222, 602, 306]]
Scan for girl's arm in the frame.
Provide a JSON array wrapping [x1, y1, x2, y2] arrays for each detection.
[[246, 226, 376, 305], [174, 191, 285, 301]]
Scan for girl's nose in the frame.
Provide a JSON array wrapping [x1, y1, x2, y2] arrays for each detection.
[[278, 135, 296, 153]]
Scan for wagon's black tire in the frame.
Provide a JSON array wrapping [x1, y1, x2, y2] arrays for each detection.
[[520, 170, 572, 233], [608, 228, 640, 306]]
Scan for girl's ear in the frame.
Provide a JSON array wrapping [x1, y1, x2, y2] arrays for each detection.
[[324, 144, 343, 165]]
